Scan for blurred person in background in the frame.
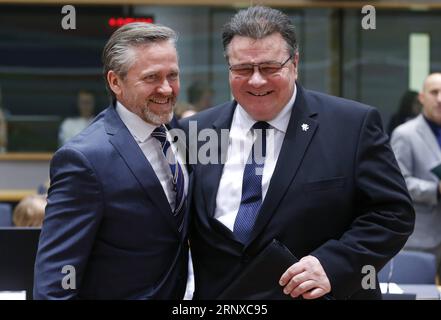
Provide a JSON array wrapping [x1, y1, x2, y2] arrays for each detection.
[[174, 101, 197, 119], [13, 194, 46, 227], [387, 90, 421, 136], [187, 81, 214, 112], [391, 72, 441, 277], [58, 90, 96, 146]]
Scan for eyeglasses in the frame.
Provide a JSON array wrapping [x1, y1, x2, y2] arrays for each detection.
[[229, 55, 292, 77]]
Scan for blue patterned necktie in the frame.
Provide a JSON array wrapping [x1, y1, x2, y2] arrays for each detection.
[[233, 121, 270, 244], [151, 125, 185, 232]]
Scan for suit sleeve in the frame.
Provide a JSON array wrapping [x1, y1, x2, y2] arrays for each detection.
[[34, 147, 104, 299], [311, 107, 415, 299], [390, 130, 438, 206]]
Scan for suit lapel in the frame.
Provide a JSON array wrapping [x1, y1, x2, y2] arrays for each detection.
[[104, 106, 180, 236], [415, 115, 441, 163], [200, 102, 237, 220], [247, 85, 319, 246]]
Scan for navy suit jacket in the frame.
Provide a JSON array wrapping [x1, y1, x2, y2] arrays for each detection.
[[34, 106, 189, 299], [180, 85, 414, 300]]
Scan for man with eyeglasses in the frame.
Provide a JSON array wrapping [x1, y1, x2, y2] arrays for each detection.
[[180, 6, 414, 300]]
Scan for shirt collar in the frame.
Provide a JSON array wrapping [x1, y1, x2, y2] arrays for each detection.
[[116, 101, 157, 143], [236, 83, 297, 134]]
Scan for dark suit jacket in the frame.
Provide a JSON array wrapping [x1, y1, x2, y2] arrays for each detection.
[[180, 85, 415, 300], [34, 106, 189, 299]]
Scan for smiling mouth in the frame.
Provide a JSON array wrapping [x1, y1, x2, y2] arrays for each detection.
[[150, 98, 171, 104], [248, 91, 273, 97]]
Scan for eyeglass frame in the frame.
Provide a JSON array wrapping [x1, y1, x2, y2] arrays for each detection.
[[228, 55, 293, 77]]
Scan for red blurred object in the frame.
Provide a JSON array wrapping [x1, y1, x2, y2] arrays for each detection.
[[108, 17, 154, 28]]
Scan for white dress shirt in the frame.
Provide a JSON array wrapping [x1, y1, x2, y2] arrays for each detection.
[[214, 85, 297, 232], [116, 102, 188, 212]]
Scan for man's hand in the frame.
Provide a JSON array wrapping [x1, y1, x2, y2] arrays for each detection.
[[279, 255, 331, 299]]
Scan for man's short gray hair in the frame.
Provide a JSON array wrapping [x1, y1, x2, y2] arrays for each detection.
[[222, 6, 298, 61], [102, 22, 177, 101]]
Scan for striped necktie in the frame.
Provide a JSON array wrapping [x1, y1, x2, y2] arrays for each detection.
[[151, 125, 185, 232], [233, 121, 269, 244]]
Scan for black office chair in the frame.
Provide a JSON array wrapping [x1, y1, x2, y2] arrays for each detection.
[[378, 250, 437, 284], [0, 203, 13, 227]]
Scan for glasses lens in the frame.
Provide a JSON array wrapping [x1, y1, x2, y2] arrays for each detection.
[[230, 65, 254, 76], [259, 63, 283, 76]]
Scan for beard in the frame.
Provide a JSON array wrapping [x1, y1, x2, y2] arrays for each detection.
[[142, 100, 175, 126], [143, 107, 173, 126]]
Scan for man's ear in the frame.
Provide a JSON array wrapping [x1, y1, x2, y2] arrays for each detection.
[[107, 70, 122, 97], [418, 91, 425, 107], [292, 52, 299, 68], [292, 52, 300, 78]]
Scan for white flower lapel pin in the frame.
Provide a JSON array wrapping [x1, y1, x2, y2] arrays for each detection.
[[301, 123, 309, 132]]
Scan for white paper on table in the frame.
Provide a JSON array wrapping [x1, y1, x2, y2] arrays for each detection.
[[0, 291, 26, 300], [380, 282, 404, 294]]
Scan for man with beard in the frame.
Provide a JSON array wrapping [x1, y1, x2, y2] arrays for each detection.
[[34, 23, 189, 299]]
